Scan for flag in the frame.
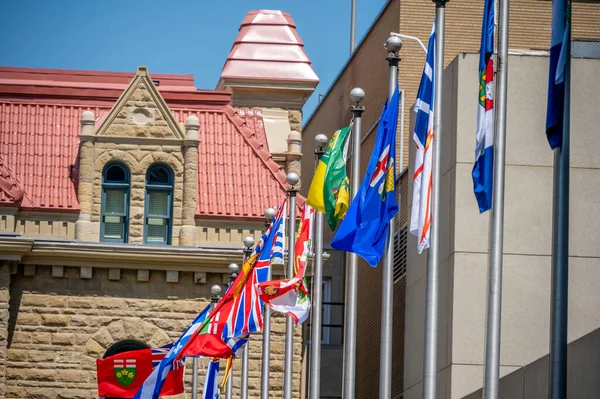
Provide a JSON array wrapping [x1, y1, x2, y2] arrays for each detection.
[[472, 0, 495, 213], [307, 125, 352, 230], [180, 199, 287, 359], [257, 204, 315, 325], [546, 0, 571, 149], [98, 346, 185, 399], [331, 88, 400, 266], [133, 305, 210, 399], [202, 359, 220, 399], [410, 23, 436, 254]]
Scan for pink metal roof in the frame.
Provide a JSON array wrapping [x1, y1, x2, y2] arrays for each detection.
[[220, 10, 318, 83], [0, 67, 295, 219]]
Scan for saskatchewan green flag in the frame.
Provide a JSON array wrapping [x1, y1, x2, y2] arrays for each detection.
[[306, 125, 352, 231]]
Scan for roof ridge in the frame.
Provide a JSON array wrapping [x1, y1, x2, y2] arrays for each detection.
[[0, 154, 31, 206]]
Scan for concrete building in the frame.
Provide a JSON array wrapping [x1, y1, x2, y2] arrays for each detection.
[[301, 0, 600, 398], [0, 9, 318, 399]]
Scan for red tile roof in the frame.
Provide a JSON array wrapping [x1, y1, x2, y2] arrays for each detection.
[[0, 67, 295, 219], [220, 10, 318, 83]]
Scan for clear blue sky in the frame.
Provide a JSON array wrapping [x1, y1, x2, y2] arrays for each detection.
[[0, 0, 388, 119]]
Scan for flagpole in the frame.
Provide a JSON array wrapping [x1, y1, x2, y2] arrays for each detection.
[[226, 263, 239, 399], [309, 133, 329, 399], [423, 2, 446, 398], [549, 12, 570, 399], [261, 208, 277, 399], [193, 345, 199, 397], [350, 0, 356, 53], [283, 172, 299, 399], [240, 236, 255, 399], [342, 87, 364, 399], [378, 35, 402, 399], [482, 0, 509, 396]]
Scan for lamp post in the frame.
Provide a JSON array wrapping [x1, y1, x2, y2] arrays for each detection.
[[261, 207, 277, 399], [283, 172, 299, 399], [226, 263, 239, 399], [240, 236, 254, 399]]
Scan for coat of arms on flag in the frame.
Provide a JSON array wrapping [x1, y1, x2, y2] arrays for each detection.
[[114, 359, 137, 386]]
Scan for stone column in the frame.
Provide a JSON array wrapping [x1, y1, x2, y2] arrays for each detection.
[[0, 262, 11, 399], [286, 130, 302, 188], [75, 111, 96, 242], [179, 115, 199, 246]]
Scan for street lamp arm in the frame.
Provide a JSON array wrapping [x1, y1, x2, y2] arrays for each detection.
[[390, 32, 427, 54]]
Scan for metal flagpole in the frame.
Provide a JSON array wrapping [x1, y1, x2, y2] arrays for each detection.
[[193, 352, 199, 398], [342, 87, 364, 399], [549, 12, 571, 399], [350, 0, 356, 53], [283, 172, 299, 399], [240, 236, 255, 399], [226, 263, 239, 399], [380, 35, 402, 399], [309, 133, 329, 399], [482, 0, 510, 396], [423, 2, 446, 398], [261, 208, 277, 399]]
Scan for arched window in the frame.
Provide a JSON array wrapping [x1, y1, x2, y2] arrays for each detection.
[[144, 164, 173, 245], [101, 163, 130, 243]]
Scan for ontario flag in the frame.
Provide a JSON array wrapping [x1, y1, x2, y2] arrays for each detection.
[[97, 345, 184, 398], [257, 204, 314, 326], [410, 22, 435, 254], [179, 198, 287, 359], [472, 0, 496, 213]]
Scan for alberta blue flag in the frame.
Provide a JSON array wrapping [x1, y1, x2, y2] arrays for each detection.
[[134, 305, 211, 399], [202, 359, 220, 399], [331, 88, 400, 266], [546, 0, 571, 149]]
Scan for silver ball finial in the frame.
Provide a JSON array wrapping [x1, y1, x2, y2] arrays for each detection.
[[286, 172, 300, 187], [211, 284, 222, 296], [243, 236, 255, 248], [264, 207, 276, 221], [315, 133, 329, 148], [350, 87, 365, 104], [228, 263, 239, 273], [385, 35, 403, 53]]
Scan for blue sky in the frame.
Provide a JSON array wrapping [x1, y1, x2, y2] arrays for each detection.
[[0, 0, 388, 118]]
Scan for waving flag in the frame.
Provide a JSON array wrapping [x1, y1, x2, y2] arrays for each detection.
[[331, 89, 400, 266], [546, 0, 571, 149], [202, 359, 220, 399], [472, 0, 495, 213], [410, 23, 436, 254], [257, 204, 314, 325], [133, 305, 210, 399], [180, 199, 287, 359], [307, 125, 352, 230]]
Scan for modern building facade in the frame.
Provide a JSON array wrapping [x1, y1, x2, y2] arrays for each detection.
[[301, 0, 600, 398], [0, 9, 318, 399]]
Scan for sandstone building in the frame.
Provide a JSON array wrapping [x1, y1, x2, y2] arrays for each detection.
[[0, 9, 317, 399]]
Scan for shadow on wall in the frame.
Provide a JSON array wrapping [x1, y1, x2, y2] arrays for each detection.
[[463, 326, 600, 399]]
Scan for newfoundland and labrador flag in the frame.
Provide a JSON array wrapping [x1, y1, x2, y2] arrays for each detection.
[[410, 23, 435, 254], [98, 345, 185, 398], [472, 0, 495, 213], [546, 0, 571, 149], [331, 88, 399, 266], [257, 204, 314, 326]]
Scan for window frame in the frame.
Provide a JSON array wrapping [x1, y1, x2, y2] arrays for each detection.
[[100, 162, 130, 243], [143, 163, 174, 245]]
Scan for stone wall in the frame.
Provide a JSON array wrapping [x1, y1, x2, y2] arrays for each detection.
[[5, 265, 303, 398], [0, 262, 10, 399]]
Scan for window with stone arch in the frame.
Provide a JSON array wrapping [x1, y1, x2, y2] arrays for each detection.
[[144, 163, 174, 245], [101, 162, 131, 243]]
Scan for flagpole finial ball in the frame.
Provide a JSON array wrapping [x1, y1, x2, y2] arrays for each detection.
[[228, 263, 239, 273], [264, 207, 276, 221], [286, 172, 300, 187], [243, 236, 255, 248], [211, 284, 222, 296], [350, 87, 365, 104], [315, 133, 329, 148], [385, 36, 403, 53]]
